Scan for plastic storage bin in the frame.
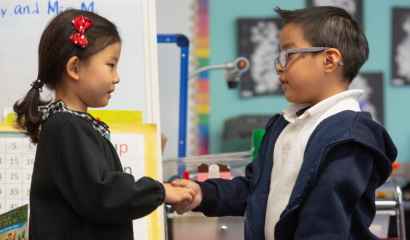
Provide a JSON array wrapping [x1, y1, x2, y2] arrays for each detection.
[[162, 151, 251, 182]]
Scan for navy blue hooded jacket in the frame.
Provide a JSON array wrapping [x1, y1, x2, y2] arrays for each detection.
[[194, 110, 397, 240]]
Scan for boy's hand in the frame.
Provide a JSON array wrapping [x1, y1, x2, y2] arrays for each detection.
[[169, 179, 203, 215], [163, 183, 195, 204]]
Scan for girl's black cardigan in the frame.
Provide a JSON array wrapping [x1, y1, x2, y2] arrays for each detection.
[[29, 112, 165, 240]]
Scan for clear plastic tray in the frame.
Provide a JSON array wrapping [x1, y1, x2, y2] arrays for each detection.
[[162, 151, 252, 182]]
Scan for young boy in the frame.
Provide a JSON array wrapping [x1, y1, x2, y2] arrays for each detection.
[[171, 6, 397, 240]]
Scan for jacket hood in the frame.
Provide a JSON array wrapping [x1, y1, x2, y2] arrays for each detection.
[[351, 111, 397, 185]]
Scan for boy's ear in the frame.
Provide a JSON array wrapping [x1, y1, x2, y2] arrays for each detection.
[[66, 56, 81, 81], [323, 48, 342, 74]]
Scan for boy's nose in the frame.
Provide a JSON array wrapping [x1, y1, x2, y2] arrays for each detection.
[[276, 63, 285, 74]]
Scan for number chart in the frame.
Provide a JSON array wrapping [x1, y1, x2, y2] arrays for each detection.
[[0, 135, 34, 214]]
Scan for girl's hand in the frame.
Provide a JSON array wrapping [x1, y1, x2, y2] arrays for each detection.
[[163, 183, 196, 204]]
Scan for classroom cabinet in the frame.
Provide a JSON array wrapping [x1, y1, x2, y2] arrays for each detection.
[[166, 212, 244, 240]]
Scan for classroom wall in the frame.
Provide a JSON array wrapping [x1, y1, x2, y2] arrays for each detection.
[[208, 0, 410, 162]]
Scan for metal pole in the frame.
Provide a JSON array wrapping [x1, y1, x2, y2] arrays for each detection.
[[391, 178, 406, 240], [188, 64, 225, 79]]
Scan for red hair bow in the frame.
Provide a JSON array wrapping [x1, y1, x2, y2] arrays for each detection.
[[70, 16, 93, 48]]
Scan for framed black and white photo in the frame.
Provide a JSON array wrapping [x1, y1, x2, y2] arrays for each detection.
[[349, 73, 384, 125], [237, 18, 284, 97], [391, 8, 410, 86], [306, 0, 363, 25]]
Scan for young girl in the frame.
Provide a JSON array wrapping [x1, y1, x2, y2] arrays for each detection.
[[13, 9, 194, 239]]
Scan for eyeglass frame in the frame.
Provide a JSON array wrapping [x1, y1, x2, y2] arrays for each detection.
[[274, 47, 344, 75]]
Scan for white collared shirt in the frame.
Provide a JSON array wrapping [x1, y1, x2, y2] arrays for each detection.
[[264, 90, 364, 240]]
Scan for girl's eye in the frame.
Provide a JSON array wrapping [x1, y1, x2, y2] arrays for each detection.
[[288, 53, 294, 57], [108, 64, 115, 68]]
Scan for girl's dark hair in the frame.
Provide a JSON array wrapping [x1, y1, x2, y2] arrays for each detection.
[[275, 6, 369, 83], [13, 9, 121, 143]]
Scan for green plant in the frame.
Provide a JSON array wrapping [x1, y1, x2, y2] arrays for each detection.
[[17, 230, 26, 240]]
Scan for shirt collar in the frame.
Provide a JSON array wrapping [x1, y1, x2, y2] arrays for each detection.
[[39, 100, 110, 137], [282, 90, 363, 122]]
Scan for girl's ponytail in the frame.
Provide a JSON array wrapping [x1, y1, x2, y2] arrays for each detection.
[[13, 82, 50, 144]]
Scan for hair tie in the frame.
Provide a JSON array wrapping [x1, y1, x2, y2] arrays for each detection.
[[69, 16, 93, 48], [31, 79, 44, 93]]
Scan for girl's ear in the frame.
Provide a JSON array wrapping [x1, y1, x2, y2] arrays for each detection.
[[66, 56, 80, 81]]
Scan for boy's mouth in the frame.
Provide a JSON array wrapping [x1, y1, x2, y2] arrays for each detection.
[[279, 78, 288, 85]]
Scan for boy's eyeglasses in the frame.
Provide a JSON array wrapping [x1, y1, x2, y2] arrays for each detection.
[[274, 47, 344, 75]]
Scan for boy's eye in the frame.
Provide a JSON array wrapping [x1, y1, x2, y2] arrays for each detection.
[[108, 64, 115, 68], [288, 53, 294, 57]]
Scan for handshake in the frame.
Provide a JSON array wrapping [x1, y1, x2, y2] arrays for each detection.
[[163, 179, 203, 214]]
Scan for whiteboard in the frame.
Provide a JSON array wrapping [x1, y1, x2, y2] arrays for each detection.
[[0, 0, 161, 125], [156, 0, 196, 159], [158, 44, 181, 160]]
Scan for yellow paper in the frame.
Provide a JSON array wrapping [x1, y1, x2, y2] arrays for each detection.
[[0, 123, 18, 132], [109, 124, 162, 240], [87, 110, 142, 124]]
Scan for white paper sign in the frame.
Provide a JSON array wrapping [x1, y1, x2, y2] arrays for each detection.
[[110, 133, 147, 240]]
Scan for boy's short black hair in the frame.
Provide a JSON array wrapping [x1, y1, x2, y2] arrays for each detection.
[[275, 6, 369, 83]]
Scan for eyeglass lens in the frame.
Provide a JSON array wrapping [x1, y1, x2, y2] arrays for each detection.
[[275, 51, 287, 73], [279, 52, 287, 68]]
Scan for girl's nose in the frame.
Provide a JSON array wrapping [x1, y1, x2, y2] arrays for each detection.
[[114, 74, 120, 84]]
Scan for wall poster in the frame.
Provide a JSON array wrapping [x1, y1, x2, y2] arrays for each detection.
[[391, 8, 410, 85], [237, 18, 284, 97], [306, 0, 363, 24], [349, 73, 384, 125]]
